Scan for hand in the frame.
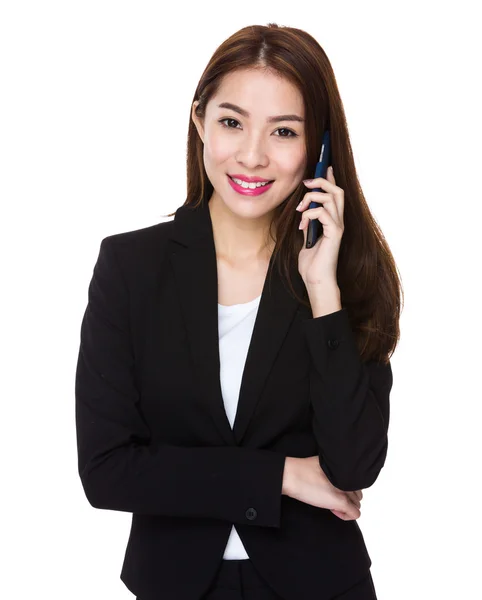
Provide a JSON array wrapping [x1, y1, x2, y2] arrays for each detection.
[[283, 456, 363, 521], [297, 166, 345, 287]]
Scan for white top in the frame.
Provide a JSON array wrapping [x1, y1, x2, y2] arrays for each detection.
[[217, 293, 262, 559]]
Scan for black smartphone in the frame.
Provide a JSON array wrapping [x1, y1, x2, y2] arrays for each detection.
[[306, 129, 331, 248]]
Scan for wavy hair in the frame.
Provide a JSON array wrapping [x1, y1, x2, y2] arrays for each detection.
[[163, 23, 403, 364]]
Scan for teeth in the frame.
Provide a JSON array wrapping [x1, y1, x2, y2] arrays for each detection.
[[231, 177, 271, 189]]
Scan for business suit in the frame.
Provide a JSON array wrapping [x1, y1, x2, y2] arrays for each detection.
[[75, 198, 393, 600]]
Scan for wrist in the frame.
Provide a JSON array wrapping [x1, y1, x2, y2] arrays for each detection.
[[307, 285, 342, 318], [282, 456, 299, 496]]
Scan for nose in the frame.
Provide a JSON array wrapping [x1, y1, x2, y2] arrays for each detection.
[[235, 133, 269, 169]]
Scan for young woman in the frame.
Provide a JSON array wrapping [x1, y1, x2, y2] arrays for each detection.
[[75, 23, 401, 600]]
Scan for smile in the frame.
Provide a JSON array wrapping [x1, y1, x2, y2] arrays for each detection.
[[227, 175, 274, 196]]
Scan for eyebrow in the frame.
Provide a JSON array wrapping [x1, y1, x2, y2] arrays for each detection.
[[217, 102, 305, 123]]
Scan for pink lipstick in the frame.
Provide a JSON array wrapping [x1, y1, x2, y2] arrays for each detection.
[[227, 175, 274, 196]]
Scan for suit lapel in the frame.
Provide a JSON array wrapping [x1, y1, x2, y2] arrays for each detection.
[[167, 200, 307, 446]]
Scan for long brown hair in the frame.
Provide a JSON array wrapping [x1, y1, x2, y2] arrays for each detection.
[[163, 23, 403, 365]]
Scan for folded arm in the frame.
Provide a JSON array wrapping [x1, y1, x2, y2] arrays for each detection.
[[301, 309, 393, 492], [75, 238, 286, 527]]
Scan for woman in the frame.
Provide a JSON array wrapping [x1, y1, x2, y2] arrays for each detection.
[[75, 23, 401, 600]]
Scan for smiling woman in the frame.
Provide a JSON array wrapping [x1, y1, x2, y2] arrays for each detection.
[[76, 21, 401, 600], [166, 26, 401, 369], [189, 68, 308, 237]]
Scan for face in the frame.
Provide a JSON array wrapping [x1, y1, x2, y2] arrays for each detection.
[[191, 68, 307, 220]]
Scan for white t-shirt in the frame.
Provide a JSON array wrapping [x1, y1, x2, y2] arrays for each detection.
[[218, 294, 262, 560]]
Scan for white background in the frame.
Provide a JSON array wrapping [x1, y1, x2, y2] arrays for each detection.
[[1, 1, 481, 598]]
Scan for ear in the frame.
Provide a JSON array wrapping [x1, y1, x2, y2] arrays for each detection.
[[191, 101, 205, 143]]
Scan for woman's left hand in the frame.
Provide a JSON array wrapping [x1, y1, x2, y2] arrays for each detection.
[[297, 166, 345, 287]]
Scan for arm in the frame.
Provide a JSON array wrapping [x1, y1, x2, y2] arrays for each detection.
[[301, 306, 393, 492], [75, 238, 286, 527]]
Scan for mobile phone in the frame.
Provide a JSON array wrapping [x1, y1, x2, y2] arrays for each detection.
[[306, 129, 331, 249]]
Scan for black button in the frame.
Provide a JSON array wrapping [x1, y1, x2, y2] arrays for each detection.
[[245, 508, 257, 520], [328, 339, 339, 349]]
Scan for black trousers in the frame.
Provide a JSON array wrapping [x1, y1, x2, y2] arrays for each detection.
[[137, 558, 378, 599]]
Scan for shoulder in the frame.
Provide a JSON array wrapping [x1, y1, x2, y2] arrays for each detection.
[[100, 217, 174, 261], [95, 217, 176, 282], [102, 217, 174, 249]]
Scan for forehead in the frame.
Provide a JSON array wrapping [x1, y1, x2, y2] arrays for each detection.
[[210, 69, 304, 116]]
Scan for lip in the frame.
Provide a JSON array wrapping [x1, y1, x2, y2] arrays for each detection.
[[227, 174, 274, 196], [228, 174, 274, 183]]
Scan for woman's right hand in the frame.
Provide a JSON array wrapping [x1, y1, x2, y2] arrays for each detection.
[[282, 456, 363, 521]]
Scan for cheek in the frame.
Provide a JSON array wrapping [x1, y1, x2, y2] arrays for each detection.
[[271, 139, 306, 170], [204, 130, 233, 165], [278, 150, 307, 179], [293, 146, 308, 176]]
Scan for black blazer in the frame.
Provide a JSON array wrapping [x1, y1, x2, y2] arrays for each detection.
[[75, 199, 393, 600]]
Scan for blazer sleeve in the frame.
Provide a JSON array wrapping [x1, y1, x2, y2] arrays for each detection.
[[75, 237, 286, 527], [301, 309, 393, 492]]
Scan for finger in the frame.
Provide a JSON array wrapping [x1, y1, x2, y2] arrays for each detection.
[[350, 489, 363, 501], [346, 491, 360, 509], [331, 508, 360, 521], [352, 490, 362, 502], [298, 206, 329, 232], [297, 192, 341, 228], [341, 496, 361, 520], [303, 174, 338, 193], [333, 493, 361, 520], [303, 171, 344, 225], [296, 191, 334, 210], [337, 510, 360, 521], [331, 509, 349, 520], [299, 206, 342, 233]]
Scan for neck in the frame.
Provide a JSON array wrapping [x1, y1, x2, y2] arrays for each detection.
[[208, 195, 276, 265]]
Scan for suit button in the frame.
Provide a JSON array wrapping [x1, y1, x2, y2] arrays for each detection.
[[328, 339, 339, 349], [245, 507, 257, 520]]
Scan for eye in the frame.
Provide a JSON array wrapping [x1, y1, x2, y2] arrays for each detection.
[[219, 118, 242, 130], [274, 128, 298, 138], [218, 118, 298, 138]]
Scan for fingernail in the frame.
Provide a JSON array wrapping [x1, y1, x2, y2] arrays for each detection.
[[298, 220, 304, 229], [303, 179, 313, 184], [296, 201, 303, 211]]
